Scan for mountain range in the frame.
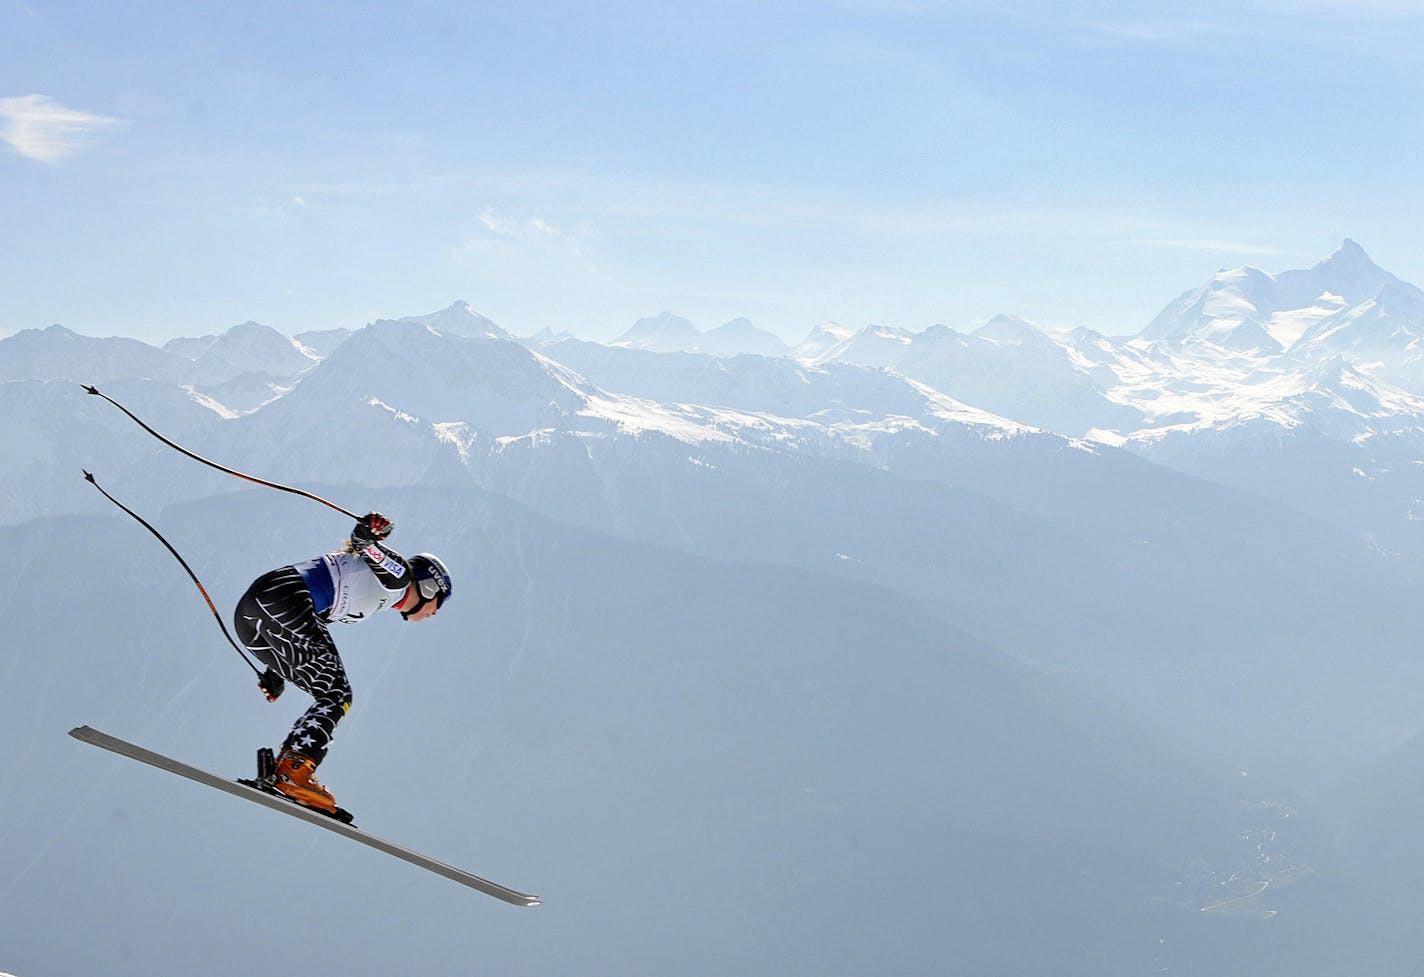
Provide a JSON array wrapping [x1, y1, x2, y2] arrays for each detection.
[[6, 241, 1424, 975], [568, 240, 1424, 559]]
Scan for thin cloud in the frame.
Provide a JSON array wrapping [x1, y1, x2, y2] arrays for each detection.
[[478, 209, 516, 236], [455, 208, 585, 264], [479, 208, 579, 243], [0, 94, 126, 163]]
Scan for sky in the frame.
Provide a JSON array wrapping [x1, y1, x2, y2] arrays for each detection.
[[3, 0, 1423, 346]]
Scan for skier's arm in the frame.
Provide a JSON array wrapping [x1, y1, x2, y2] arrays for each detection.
[[349, 512, 413, 591]]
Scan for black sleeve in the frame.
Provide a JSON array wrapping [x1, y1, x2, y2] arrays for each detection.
[[350, 538, 413, 592]]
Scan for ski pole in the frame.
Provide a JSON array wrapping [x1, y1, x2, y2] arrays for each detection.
[[82, 384, 359, 520], [83, 470, 263, 677]]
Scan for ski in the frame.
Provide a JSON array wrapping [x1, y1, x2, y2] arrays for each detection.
[[236, 745, 358, 825], [69, 725, 541, 907]]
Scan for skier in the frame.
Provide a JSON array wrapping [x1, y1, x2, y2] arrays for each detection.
[[233, 511, 451, 814]]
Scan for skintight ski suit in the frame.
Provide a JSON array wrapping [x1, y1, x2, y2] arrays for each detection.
[[233, 516, 412, 767]]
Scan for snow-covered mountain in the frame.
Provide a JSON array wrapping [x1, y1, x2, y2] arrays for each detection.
[[612, 310, 701, 351], [164, 320, 319, 377], [790, 320, 855, 361], [0, 318, 327, 417], [790, 241, 1424, 553], [190, 320, 320, 378], [804, 322, 916, 368], [0, 324, 194, 385], [1292, 279, 1424, 383], [1141, 265, 1293, 352], [1112, 245, 1424, 550], [698, 316, 789, 357], [891, 316, 1146, 437], [398, 299, 507, 340], [156, 319, 335, 410], [611, 311, 788, 356], [524, 334, 1024, 433], [1141, 239, 1408, 353], [806, 240, 1422, 429]]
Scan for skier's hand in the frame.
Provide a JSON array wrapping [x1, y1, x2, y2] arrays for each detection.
[[352, 511, 393, 546], [259, 668, 285, 702]]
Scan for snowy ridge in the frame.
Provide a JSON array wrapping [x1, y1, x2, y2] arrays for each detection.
[[803, 242, 1424, 447], [8, 239, 1424, 552], [288, 318, 1031, 470]]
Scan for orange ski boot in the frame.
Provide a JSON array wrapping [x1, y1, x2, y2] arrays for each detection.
[[272, 751, 338, 815]]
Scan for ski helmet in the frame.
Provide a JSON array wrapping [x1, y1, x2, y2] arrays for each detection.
[[403, 553, 452, 617]]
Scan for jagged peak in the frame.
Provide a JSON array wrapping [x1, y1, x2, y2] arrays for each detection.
[[1321, 237, 1369, 263], [862, 322, 914, 338], [395, 300, 510, 341], [1323, 241, 1397, 289], [1271, 239, 1402, 311]]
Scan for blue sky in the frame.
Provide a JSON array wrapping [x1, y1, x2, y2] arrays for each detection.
[[3, 0, 1423, 345]]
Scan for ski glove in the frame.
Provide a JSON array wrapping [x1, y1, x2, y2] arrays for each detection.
[[351, 511, 393, 547], [259, 667, 285, 702]]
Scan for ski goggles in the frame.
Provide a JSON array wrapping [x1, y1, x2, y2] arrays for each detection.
[[416, 574, 447, 605]]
